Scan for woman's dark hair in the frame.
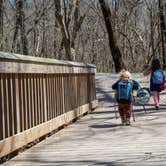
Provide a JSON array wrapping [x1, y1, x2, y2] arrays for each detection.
[[151, 58, 161, 72]]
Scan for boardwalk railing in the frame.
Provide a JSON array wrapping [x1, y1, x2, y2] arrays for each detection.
[[0, 52, 98, 158]]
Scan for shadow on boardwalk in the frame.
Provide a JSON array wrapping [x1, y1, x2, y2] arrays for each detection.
[[12, 159, 126, 166], [96, 87, 115, 104], [3, 73, 166, 166]]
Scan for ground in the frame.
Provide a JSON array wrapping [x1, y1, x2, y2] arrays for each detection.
[[2, 73, 166, 166]]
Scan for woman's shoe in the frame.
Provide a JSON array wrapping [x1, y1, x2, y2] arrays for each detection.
[[155, 106, 159, 110]]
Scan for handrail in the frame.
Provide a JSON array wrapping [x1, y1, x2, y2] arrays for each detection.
[[0, 52, 96, 67], [0, 52, 98, 158]]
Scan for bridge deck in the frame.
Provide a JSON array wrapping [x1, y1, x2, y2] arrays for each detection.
[[3, 74, 166, 166]]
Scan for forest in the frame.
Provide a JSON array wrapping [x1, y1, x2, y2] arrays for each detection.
[[0, 0, 165, 72]]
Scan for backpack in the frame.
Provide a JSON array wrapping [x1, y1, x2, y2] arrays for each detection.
[[160, 80, 166, 91], [152, 70, 164, 84], [117, 80, 133, 102]]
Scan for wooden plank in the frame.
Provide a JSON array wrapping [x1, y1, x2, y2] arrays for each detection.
[[47, 75, 52, 120], [33, 75, 38, 126], [92, 74, 96, 100], [19, 74, 24, 132], [45, 75, 50, 120], [43, 74, 47, 122], [4, 74, 10, 137], [56, 75, 60, 116], [0, 51, 96, 68], [50, 75, 53, 119], [63, 75, 67, 113], [36, 76, 41, 124], [27, 74, 31, 129], [40, 74, 43, 122], [39, 75, 43, 123], [0, 74, 5, 140], [68, 75, 71, 111], [0, 61, 96, 74], [59, 75, 63, 115], [55, 75, 58, 117], [15, 74, 20, 134], [11, 74, 17, 134], [62, 75, 65, 114], [75, 74, 78, 108], [23, 74, 28, 130], [73, 75, 77, 109], [70, 74, 74, 109], [52, 75, 56, 118], [7, 75, 12, 136], [30, 75, 35, 127]]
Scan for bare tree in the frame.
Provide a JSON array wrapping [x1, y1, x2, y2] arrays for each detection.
[[159, 0, 166, 69], [54, 0, 72, 60], [99, 0, 125, 72], [0, 0, 164, 72], [0, 0, 3, 50], [54, 0, 86, 61], [12, 0, 28, 55]]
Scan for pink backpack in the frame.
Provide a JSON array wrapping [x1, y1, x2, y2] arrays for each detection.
[[160, 80, 166, 91]]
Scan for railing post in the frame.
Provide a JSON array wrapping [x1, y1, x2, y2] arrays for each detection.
[[15, 74, 21, 134]]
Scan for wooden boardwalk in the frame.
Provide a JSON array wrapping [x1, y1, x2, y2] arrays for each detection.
[[3, 74, 166, 166]]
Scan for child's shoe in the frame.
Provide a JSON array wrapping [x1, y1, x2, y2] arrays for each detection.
[[121, 117, 126, 125], [126, 119, 131, 126]]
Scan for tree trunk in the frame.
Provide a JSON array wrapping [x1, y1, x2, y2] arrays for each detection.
[[0, 0, 3, 50], [54, 0, 72, 60], [99, 0, 125, 72], [159, 0, 166, 69], [12, 0, 28, 55], [40, 0, 46, 57]]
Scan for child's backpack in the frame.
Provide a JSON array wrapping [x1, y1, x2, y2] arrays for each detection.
[[117, 80, 133, 102], [152, 70, 164, 84]]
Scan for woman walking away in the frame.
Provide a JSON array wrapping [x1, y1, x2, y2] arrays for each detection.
[[112, 70, 140, 126], [143, 59, 165, 110]]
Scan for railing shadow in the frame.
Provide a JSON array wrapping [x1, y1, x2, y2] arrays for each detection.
[[89, 123, 122, 128], [96, 87, 115, 104], [12, 159, 126, 166]]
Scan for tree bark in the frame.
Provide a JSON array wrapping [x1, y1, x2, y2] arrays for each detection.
[[99, 0, 125, 72], [0, 0, 3, 50], [54, 0, 72, 60], [159, 0, 166, 69], [12, 0, 28, 55]]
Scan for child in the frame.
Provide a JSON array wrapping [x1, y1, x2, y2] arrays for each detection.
[[112, 70, 140, 125], [143, 58, 165, 110]]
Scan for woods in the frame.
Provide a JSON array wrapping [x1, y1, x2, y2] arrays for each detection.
[[0, 0, 165, 72]]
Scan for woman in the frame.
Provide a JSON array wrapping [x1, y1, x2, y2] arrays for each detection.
[[143, 59, 165, 110]]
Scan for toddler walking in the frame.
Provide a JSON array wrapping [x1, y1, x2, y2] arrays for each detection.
[[112, 70, 139, 125]]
